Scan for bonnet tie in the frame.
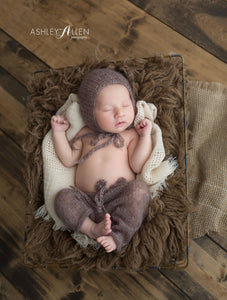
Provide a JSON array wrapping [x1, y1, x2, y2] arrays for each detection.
[[69, 132, 124, 165]]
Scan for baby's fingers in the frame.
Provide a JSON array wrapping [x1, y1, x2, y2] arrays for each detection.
[[57, 115, 65, 123], [139, 119, 147, 127], [51, 115, 58, 123], [136, 123, 141, 130], [51, 115, 65, 124]]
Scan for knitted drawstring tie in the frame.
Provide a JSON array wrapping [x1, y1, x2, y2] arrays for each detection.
[[69, 132, 124, 165]]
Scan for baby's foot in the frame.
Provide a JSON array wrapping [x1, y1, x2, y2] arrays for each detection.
[[92, 213, 112, 238], [97, 235, 117, 253]]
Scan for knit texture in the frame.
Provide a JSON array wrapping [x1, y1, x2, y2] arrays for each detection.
[[55, 178, 150, 253], [134, 100, 177, 196], [78, 68, 136, 132], [187, 80, 227, 238]]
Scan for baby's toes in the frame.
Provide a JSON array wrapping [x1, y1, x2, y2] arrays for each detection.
[[105, 244, 113, 253], [105, 221, 111, 230], [104, 214, 112, 232], [97, 236, 117, 253], [105, 213, 111, 221], [97, 237, 108, 247], [97, 236, 105, 244], [105, 228, 112, 235], [101, 241, 112, 252]]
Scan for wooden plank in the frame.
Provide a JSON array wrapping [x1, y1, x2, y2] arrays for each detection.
[[208, 231, 227, 251], [0, 0, 226, 84], [0, 225, 83, 300], [0, 226, 47, 299], [129, 0, 227, 63], [161, 239, 227, 300], [0, 66, 28, 106], [0, 130, 25, 188], [194, 236, 227, 272], [0, 86, 26, 146], [0, 29, 49, 86], [0, 222, 83, 300], [0, 176, 25, 242], [78, 269, 190, 300], [0, 273, 24, 300]]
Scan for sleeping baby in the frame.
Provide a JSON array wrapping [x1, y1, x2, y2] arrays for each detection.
[[51, 68, 153, 253]]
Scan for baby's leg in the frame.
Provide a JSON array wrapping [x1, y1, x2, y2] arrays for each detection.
[[55, 187, 112, 239], [80, 213, 112, 239], [97, 180, 150, 253], [55, 187, 93, 232]]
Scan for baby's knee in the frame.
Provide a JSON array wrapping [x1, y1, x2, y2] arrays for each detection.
[[54, 188, 73, 214], [128, 180, 150, 201]]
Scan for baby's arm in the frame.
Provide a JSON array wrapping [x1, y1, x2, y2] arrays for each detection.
[[129, 119, 153, 174], [51, 115, 82, 167]]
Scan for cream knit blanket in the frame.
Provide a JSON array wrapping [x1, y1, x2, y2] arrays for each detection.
[[134, 101, 177, 193], [35, 94, 177, 246]]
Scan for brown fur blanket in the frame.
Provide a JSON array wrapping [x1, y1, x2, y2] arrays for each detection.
[[23, 56, 192, 270]]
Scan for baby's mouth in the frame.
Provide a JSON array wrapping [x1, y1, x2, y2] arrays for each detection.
[[115, 121, 126, 127]]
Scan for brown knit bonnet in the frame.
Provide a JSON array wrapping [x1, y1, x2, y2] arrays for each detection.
[[69, 68, 136, 165], [78, 68, 136, 133]]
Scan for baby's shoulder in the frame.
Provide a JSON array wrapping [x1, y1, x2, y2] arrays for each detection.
[[71, 126, 91, 148], [77, 125, 91, 135]]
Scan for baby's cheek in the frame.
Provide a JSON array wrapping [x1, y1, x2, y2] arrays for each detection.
[[96, 113, 113, 130]]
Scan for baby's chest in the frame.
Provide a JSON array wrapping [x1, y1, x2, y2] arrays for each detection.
[[84, 140, 127, 161]]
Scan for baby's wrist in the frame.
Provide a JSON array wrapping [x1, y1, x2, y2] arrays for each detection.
[[139, 133, 151, 139], [52, 128, 67, 134]]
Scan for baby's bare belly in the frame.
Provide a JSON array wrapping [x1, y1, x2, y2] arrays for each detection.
[[75, 147, 135, 192]]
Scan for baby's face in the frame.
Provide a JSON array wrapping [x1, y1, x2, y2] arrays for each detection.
[[95, 84, 135, 133]]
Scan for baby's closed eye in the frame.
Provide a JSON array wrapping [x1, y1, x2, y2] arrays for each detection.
[[103, 107, 113, 112]]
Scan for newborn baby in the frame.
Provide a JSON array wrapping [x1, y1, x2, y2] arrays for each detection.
[[52, 69, 153, 253]]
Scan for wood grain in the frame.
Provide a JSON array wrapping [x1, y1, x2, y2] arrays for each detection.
[[208, 231, 227, 251], [0, 273, 24, 300], [0, 86, 26, 146], [161, 239, 227, 299], [0, 0, 226, 84], [79, 269, 189, 299], [130, 0, 227, 63], [0, 29, 48, 86]]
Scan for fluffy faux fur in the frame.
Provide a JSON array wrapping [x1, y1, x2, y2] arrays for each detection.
[[23, 56, 192, 270]]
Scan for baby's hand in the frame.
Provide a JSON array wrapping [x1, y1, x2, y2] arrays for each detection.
[[51, 115, 70, 132], [135, 118, 153, 137]]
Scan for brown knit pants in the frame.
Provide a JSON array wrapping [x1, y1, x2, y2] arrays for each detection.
[[54, 177, 150, 252]]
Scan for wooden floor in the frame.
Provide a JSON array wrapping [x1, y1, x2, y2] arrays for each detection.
[[0, 0, 227, 299]]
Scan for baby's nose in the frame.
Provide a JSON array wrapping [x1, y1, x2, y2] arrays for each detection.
[[115, 108, 125, 118]]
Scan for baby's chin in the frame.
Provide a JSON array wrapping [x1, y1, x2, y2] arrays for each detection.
[[111, 128, 126, 133], [105, 124, 132, 134]]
